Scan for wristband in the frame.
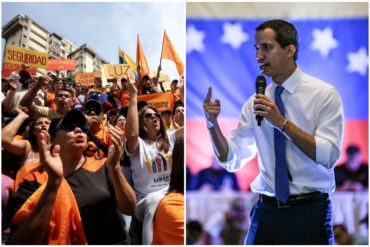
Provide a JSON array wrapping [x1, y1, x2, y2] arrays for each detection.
[[280, 118, 288, 133], [207, 120, 215, 129]]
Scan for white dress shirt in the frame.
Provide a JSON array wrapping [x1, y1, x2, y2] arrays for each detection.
[[218, 67, 344, 196]]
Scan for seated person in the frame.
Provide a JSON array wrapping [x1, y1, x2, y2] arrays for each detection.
[[152, 138, 184, 245], [335, 144, 368, 191], [7, 109, 135, 244], [83, 100, 109, 158], [172, 102, 184, 129], [20, 77, 75, 120], [86, 77, 117, 112], [191, 156, 241, 192]]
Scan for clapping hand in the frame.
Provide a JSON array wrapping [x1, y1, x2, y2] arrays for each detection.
[[38, 130, 63, 180], [107, 125, 126, 169]]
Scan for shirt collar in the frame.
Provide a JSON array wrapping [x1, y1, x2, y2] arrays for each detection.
[[273, 66, 302, 95]]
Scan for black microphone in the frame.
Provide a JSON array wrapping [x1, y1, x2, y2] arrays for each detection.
[[255, 75, 266, 126]]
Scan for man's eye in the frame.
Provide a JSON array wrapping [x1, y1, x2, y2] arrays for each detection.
[[261, 44, 272, 50], [255, 44, 272, 51]]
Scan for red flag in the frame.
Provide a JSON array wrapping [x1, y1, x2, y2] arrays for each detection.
[[136, 34, 150, 79], [161, 31, 184, 76]]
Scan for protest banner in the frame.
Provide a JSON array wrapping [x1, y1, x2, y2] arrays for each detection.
[[104, 64, 134, 80], [137, 92, 174, 112], [48, 59, 76, 71], [2, 63, 37, 78], [75, 71, 102, 85], [4, 45, 48, 69]]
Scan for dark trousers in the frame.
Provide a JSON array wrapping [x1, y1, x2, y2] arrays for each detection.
[[245, 197, 334, 245]]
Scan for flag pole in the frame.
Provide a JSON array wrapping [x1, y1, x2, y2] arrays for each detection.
[[159, 30, 165, 67], [158, 30, 166, 78], [137, 34, 141, 82]]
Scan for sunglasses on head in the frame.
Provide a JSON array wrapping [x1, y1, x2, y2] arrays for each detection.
[[61, 123, 89, 133], [144, 112, 161, 119]]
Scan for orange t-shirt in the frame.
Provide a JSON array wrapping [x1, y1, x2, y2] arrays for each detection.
[[152, 192, 184, 245], [120, 90, 130, 108], [46, 92, 57, 110]]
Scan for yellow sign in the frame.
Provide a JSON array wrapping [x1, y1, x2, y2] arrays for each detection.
[[103, 64, 134, 79], [75, 71, 102, 85], [150, 69, 172, 91], [4, 44, 48, 69]]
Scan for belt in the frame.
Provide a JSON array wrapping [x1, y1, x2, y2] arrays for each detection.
[[259, 192, 329, 208]]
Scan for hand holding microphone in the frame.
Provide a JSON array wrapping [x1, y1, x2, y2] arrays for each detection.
[[255, 75, 267, 126], [254, 75, 286, 129]]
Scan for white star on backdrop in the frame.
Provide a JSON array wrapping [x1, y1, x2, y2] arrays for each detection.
[[346, 47, 368, 76], [310, 27, 339, 58], [186, 25, 206, 54], [220, 22, 249, 49]]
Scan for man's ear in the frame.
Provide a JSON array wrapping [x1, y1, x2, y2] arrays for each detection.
[[286, 44, 296, 59]]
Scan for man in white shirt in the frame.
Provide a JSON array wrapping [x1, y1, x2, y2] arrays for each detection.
[[203, 19, 344, 244]]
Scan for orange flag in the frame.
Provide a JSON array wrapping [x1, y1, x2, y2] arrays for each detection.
[[161, 31, 184, 76], [136, 34, 150, 79]]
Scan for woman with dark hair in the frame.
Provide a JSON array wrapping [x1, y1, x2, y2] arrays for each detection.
[[152, 137, 184, 244], [124, 76, 183, 244], [7, 109, 136, 244], [114, 113, 126, 132], [125, 77, 183, 202], [2, 108, 51, 167]]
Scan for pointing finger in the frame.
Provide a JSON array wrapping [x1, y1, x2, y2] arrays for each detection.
[[204, 87, 213, 103]]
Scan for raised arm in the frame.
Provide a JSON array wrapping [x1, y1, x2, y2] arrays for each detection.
[[2, 79, 18, 112], [8, 131, 63, 244], [125, 75, 139, 154], [106, 125, 136, 215], [20, 76, 49, 117], [203, 87, 229, 161], [2, 108, 31, 158]]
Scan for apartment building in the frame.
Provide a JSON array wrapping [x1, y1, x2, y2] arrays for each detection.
[[68, 43, 109, 78], [2, 15, 108, 78]]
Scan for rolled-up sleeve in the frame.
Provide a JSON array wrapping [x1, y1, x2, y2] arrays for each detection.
[[315, 88, 344, 168]]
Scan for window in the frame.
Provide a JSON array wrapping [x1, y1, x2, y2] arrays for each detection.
[[30, 37, 47, 50]]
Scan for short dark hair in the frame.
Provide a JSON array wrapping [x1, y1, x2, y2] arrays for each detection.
[[57, 86, 75, 98], [172, 102, 184, 116], [346, 144, 360, 156], [256, 19, 299, 61]]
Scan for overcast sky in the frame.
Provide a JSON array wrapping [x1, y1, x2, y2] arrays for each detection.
[[1, 2, 185, 79]]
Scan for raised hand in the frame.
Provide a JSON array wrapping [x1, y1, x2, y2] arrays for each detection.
[[253, 94, 284, 128], [36, 76, 49, 88], [125, 75, 138, 96], [107, 125, 126, 169], [8, 79, 18, 91], [203, 87, 221, 127], [38, 130, 63, 180], [15, 106, 30, 117]]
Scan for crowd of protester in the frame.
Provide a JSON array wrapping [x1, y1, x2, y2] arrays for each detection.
[[1, 64, 184, 244]]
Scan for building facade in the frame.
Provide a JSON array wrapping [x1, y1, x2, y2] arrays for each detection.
[[2, 15, 108, 78]]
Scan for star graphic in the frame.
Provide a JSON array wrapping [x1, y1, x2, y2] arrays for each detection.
[[187, 25, 206, 54], [310, 27, 339, 58], [347, 47, 368, 76], [220, 22, 249, 49]]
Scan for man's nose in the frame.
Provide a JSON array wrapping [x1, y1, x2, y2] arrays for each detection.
[[256, 49, 264, 62]]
